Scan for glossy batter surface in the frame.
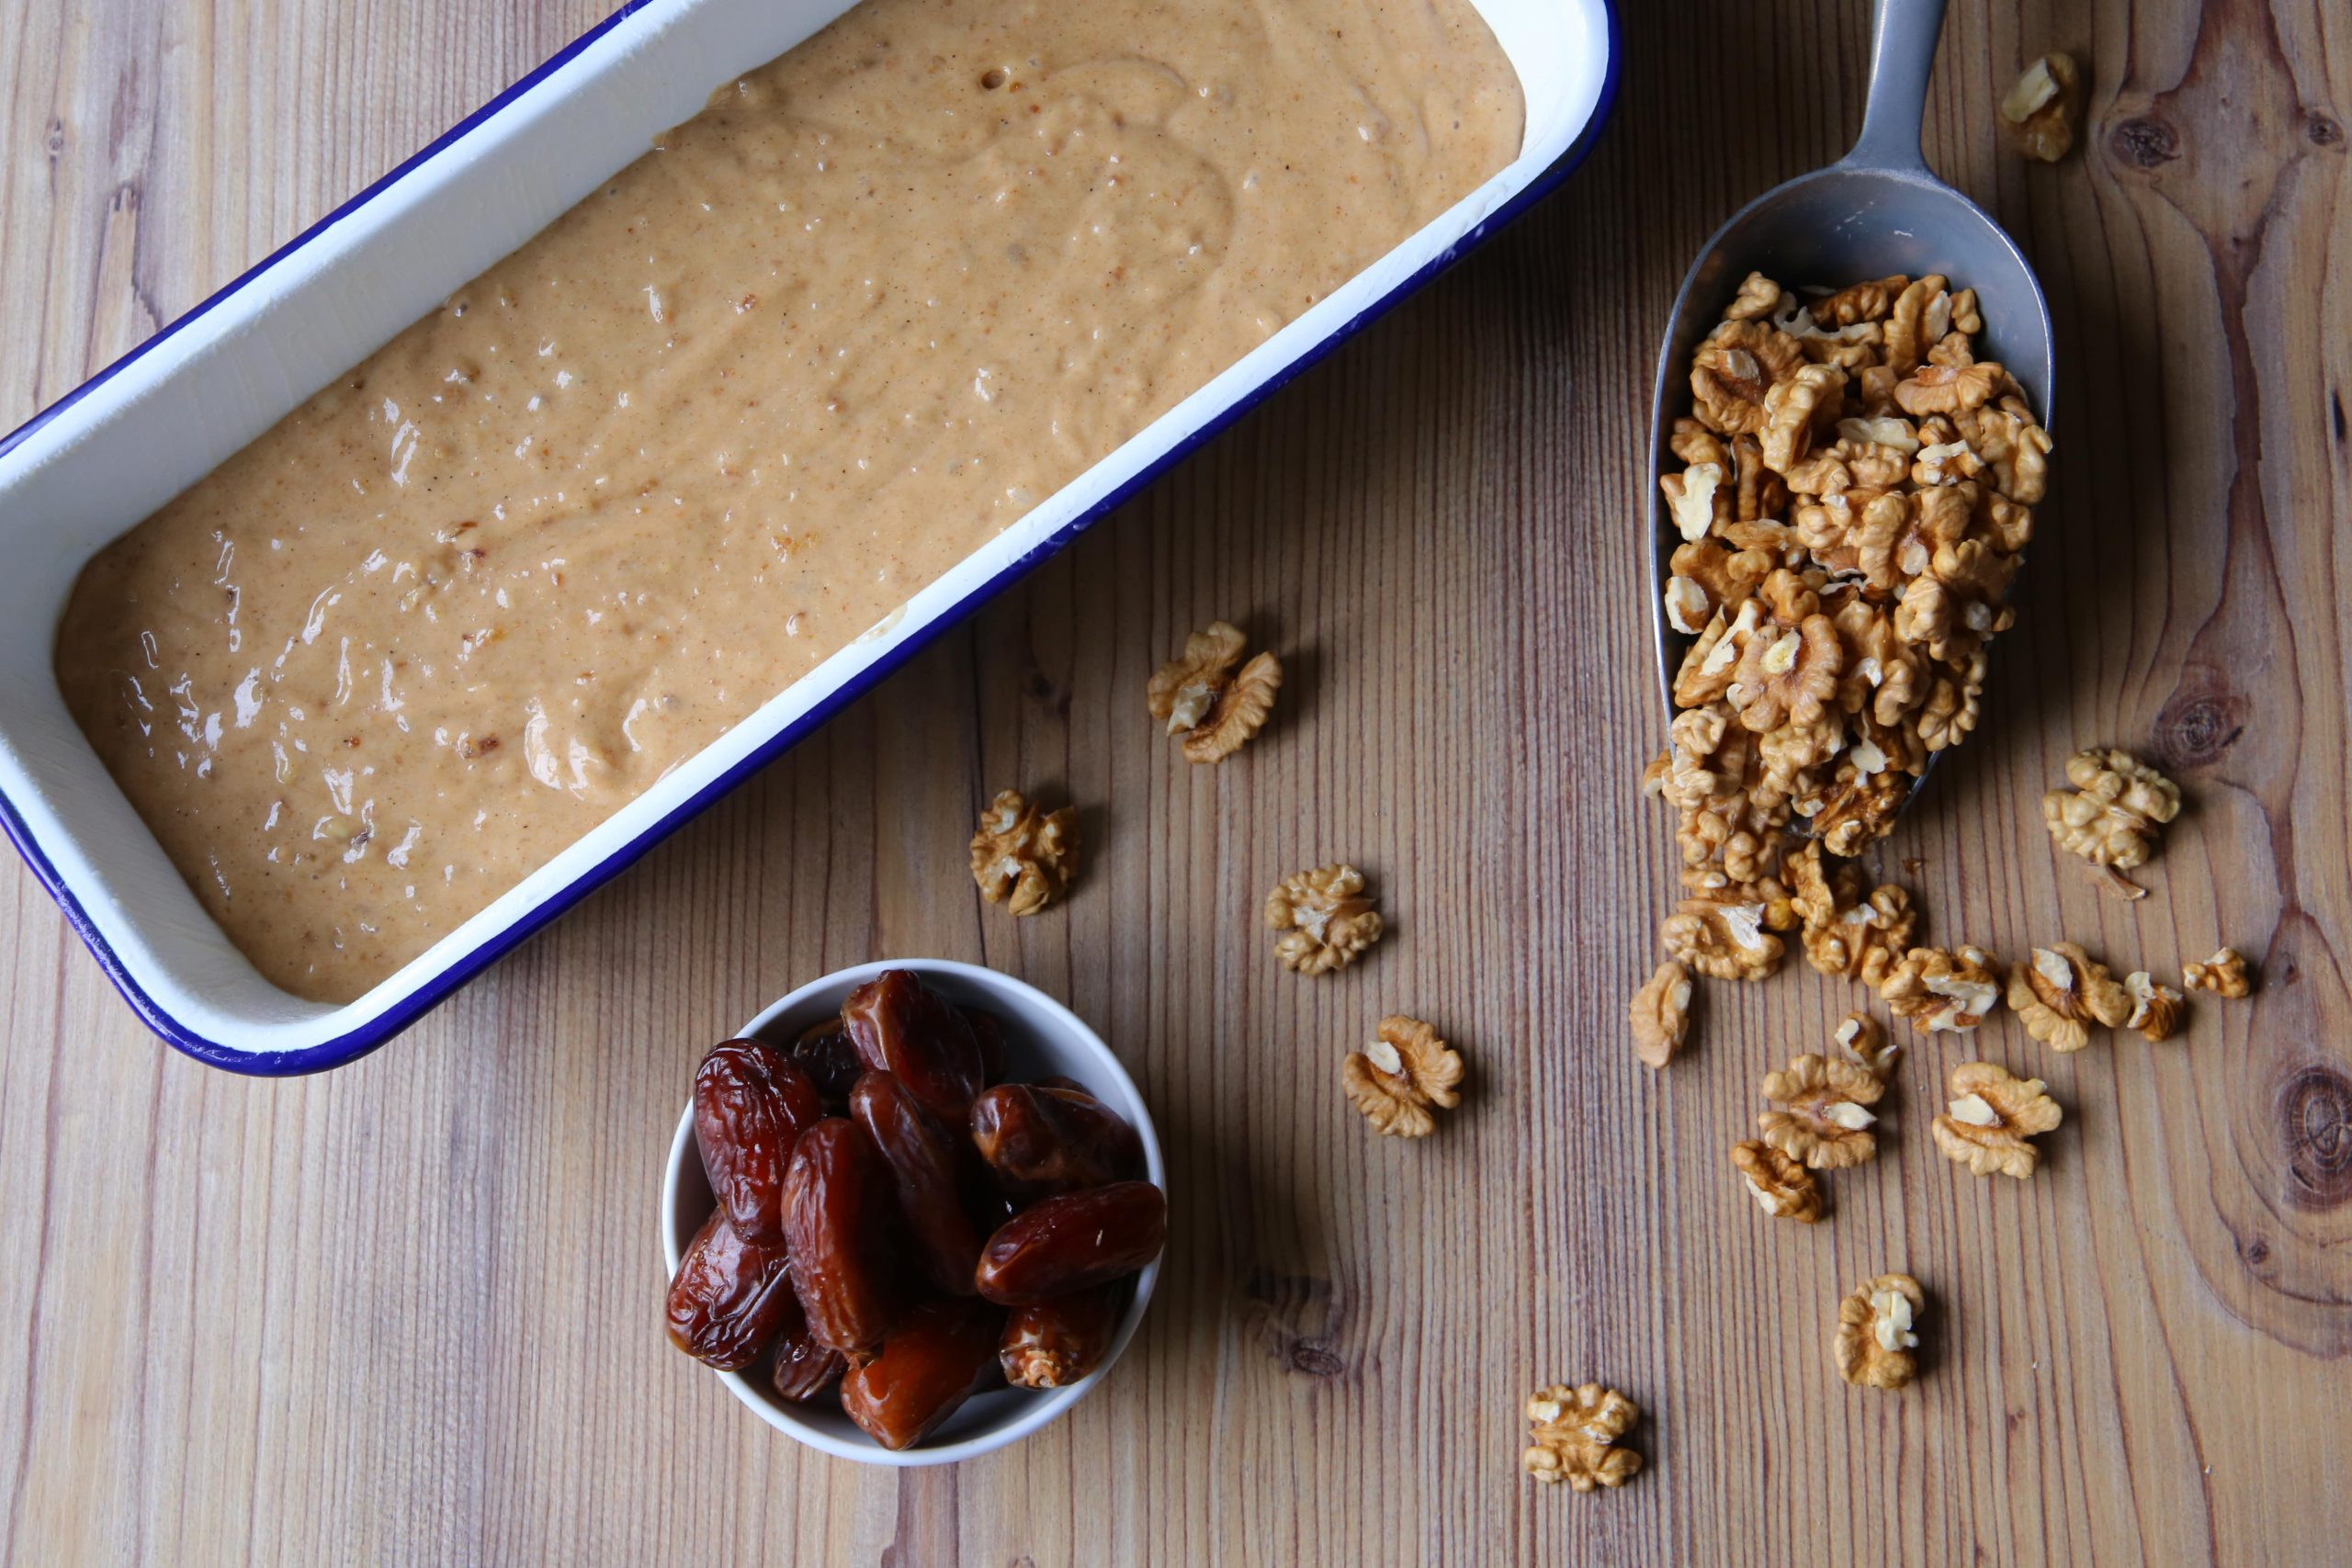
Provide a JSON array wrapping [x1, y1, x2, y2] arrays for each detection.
[[54, 0, 1521, 1001]]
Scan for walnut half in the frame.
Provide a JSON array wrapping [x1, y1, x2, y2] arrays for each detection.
[[1266, 864, 1385, 975], [1730, 1140, 1825, 1223], [2124, 971, 2185, 1042], [1340, 1016, 1464, 1139], [1789, 843, 1915, 986], [1881, 944, 2004, 1033], [2184, 947, 2253, 998], [1522, 1384, 1643, 1491], [1629, 961, 1694, 1070], [1147, 621, 1283, 763], [1835, 1010, 1900, 1077], [2041, 747, 2180, 871], [1931, 1061, 2063, 1179], [2002, 52, 2084, 164], [1661, 897, 1785, 982], [1758, 1052, 1883, 1169], [969, 789, 1079, 916], [2007, 942, 2131, 1053], [1834, 1273, 1926, 1390]]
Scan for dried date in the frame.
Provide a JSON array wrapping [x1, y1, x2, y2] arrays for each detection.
[[1000, 1285, 1124, 1388], [788, 1018, 865, 1112], [784, 1119, 903, 1354], [851, 1071, 982, 1296], [975, 1181, 1167, 1305], [961, 1006, 1009, 1085], [842, 970, 984, 1123], [969, 1083, 1145, 1201], [694, 1039, 822, 1238], [768, 1280, 850, 1404], [665, 1211, 794, 1371], [839, 1299, 1004, 1450]]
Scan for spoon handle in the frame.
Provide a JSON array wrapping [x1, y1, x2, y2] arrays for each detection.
[[1841, 0, 1949, 175]]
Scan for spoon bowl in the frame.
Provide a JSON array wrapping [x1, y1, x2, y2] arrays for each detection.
[[1645, 0, 2054, 739]]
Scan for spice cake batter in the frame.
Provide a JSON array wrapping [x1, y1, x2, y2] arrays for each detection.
[[54, 0, 1522, 999]]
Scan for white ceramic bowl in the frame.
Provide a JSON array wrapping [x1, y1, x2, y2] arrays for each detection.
[[660, 959, 1164, 1465]]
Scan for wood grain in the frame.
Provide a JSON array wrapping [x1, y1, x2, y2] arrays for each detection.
[[3, 0, 2349, 1562]]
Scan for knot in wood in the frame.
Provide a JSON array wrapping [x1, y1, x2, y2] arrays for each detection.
[[2280, 1066, 2352, 1211], [2109, 115, 2181, 169], [1286, 1339, 1345, 1378], [2153, 687, 2245, 771]]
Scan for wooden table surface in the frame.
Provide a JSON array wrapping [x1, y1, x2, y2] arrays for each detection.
[[4, 0, 2348, 1562]]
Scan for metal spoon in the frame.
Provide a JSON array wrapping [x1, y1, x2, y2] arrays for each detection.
[[1644, 0, 2055, 784]]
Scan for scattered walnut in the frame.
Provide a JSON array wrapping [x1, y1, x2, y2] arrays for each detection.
[[1669, 538, 1772, 626], [1678, 863, 1798, 931], [2123, 971, 2185, 1042], [1787, 843, 1915, 985], [1629, 961, 1694, 1070], [1802, 757, 1914, 858], [1834, 1273, 1925, 1390], [1726, 572, 1842, 734], [1894, 360, 2002, 417], [1146, 621, 1282, 763], [1668, 415, 1729, 469], [1691, 321, 1804, 435], [1835, 1010, 1900, 1077], [1854, 364, 1900, 415], [1341, 1016, 1463, 1139], [1811, 276, 1905, 327], [1660, 705, 1749, 816], [1916, 429, 1983, 491], [2002, 52, 2084, 163], [1661, 897, 1785, 982], [1883, 275, 1945, 378], [2041, 748, 2181, 871], [1674, 597, 1765, 709], [1730, 1139, 1825, 1223], [1729, 433, 1792, 521], [1914, 649, 1988, 748], [1758, 363, 1848, 473], [1949, 288, 1984, 336], [1522, 1384, 1643, 1491], [1724, 270, 1785, 321], [1809, 883, 1917, 985], [968, 789, 1079, 916], [1661, 462, 1728, 544], [1758, 1052, 1883, 1169], [1909, 434, 1980, 491], [1962, 398, 2053, 503], [1826, 592, 1928, 726], [2184, 947, 2253, 998], [1881, 944, 2004, 1033], [1265, 864, 1385, 975], [1925, 330, 1976, 369], [1663, 575, 1712, 635], [1639, 749, 1670, 803], [1932, 1061, 2063, 1179], [2007, 942, 2132, 1053]]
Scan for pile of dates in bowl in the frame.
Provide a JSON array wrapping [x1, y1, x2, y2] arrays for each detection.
[[663, 965, 1166, 1457]]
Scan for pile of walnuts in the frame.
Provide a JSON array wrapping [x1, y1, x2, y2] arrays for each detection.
[[1646, 270, 2049, 981]]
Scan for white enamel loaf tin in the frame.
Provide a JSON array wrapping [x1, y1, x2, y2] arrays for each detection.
[[0, 0, 1618, 1072]]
